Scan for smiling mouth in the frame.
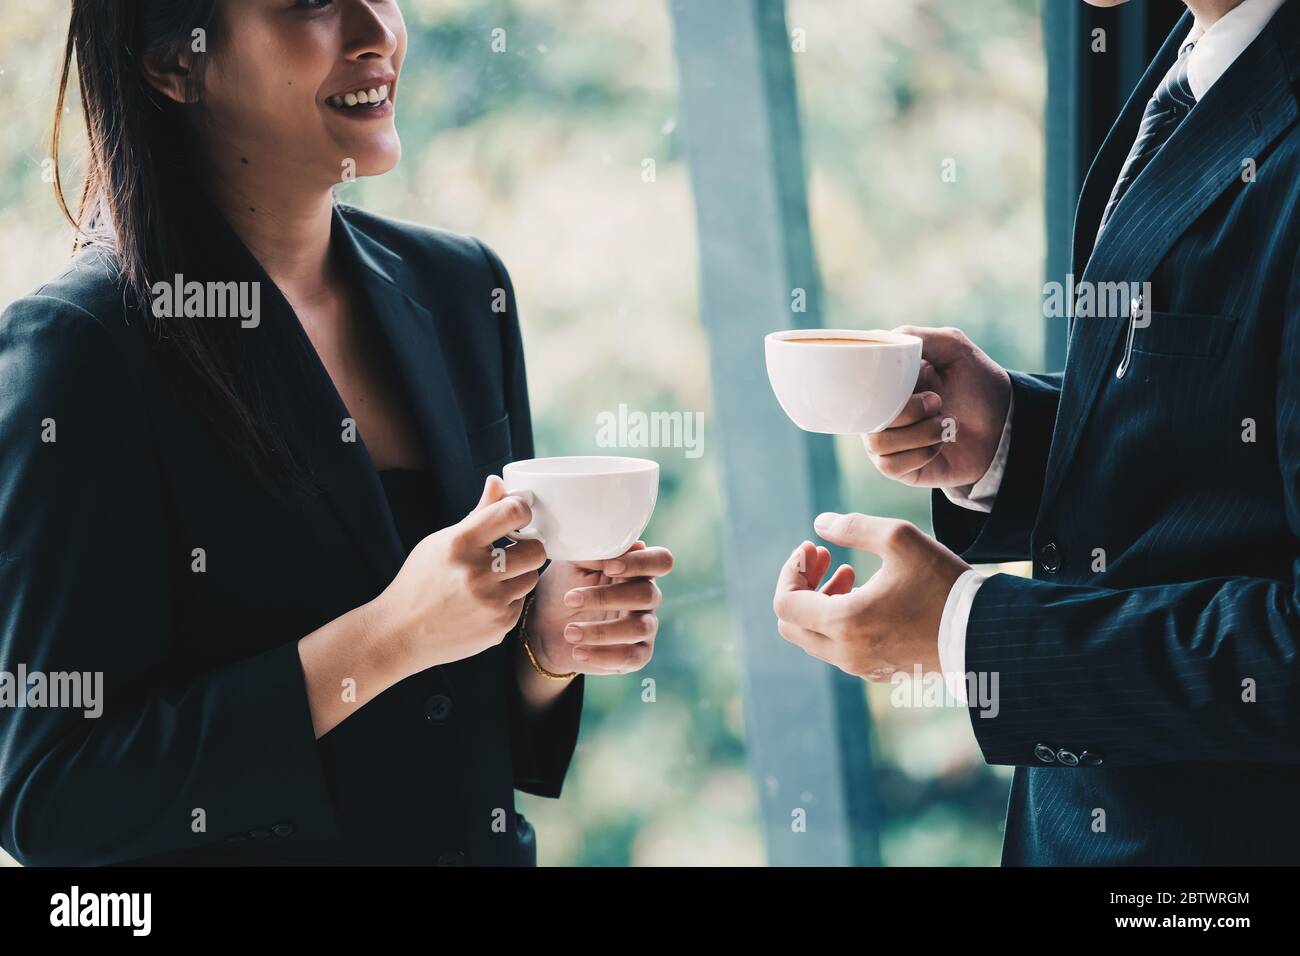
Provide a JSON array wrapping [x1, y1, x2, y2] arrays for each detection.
[[327, 83, 392, 111]]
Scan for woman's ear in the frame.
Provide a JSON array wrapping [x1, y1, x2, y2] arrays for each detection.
[[141, 47, 200, 105]]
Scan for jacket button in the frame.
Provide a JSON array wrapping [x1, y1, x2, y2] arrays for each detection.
[[1033, 743, 1057, 763], [1079, 750, 1104, 766], [424, 694, 453, 722], [1038, 541, 1061, 574], [1056, 748, 1080, 767], [249, 828, 272, 839], [272, 822, 295, 837], [437, 850, 467, 866]]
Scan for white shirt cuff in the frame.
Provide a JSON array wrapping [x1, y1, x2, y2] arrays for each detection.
[[941, 389, 1015, 514], [938, 568, 989, 706]]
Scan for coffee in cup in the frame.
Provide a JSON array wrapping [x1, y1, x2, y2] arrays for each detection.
[[785, 337, 888, 345]]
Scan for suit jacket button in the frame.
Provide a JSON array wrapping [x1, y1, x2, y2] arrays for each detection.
[[1079, 750, 1104, 766], [1056, 748, 1080, 766], [1033, 743, 1057, 763], [424, 694, 453, 722], [1038, 542, 1061, 574], [249, 828, 272, 839], [437, 850, 467, 866], [272, 822, 295, 837]]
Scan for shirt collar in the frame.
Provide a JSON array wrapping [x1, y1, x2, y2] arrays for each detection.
[[1183, 0, 1289, 100]]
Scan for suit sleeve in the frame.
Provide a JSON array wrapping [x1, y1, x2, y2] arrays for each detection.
[[963, 253, 1300, 767], [475, 240, 584, 798], [0, 295, 342, 866], [930, 369, 1062, 563]]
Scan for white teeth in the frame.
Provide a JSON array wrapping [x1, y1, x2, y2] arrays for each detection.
[[329, 83, 391, 109]]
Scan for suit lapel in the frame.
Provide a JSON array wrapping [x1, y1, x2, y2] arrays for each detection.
[[1067, 12, 1193, 287], [292, 205, 481, 585], [195, 198, 479, 589], [330, 205, 476, 511], [1039, 7, 1300, 519]]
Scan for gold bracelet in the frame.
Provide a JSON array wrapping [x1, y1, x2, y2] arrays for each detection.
[[519, 591, 578, 680]]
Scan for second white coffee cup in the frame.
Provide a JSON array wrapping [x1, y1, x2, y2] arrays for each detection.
[[765, 328, 922, 434], [502, 456, 659, 561]]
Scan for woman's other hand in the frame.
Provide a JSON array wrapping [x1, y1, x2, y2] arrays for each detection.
[[527, 541, 674, 676]]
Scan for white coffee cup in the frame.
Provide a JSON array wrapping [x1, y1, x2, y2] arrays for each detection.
[[765, 329, 922, 434], [501, 456, 659, 561]]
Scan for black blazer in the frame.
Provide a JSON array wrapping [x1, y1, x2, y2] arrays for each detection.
[[933, 4, 1300, 864], [0, 200, 583, 866]]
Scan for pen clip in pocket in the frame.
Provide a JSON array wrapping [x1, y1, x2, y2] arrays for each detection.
[[1115, 293, 1146, 379]]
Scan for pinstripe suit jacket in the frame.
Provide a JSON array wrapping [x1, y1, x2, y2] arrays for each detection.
[[932, 2, 1300, 865]]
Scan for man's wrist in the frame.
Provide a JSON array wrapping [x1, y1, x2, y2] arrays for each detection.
[[942, 388, 1015, 513], [938, 569, 990, 705]]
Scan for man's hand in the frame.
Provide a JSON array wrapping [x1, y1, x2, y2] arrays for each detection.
[[865, 325, 1011, 488], [772, 512, 971, 680]]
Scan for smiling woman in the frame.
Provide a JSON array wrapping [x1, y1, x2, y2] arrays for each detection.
[[0, 0, 673, 866]]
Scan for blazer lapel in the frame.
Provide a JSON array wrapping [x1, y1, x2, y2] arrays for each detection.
[[1038, 8, 1300, 520], [192, 198, 480, 590], [330, 205, 477, 514], [1067, 11, 1193, 286]]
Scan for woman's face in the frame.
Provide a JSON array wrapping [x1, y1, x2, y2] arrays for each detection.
[[199, 0, 406, 189]]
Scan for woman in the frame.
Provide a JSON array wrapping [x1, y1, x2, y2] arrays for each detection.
[[0, 0, 672, 866]]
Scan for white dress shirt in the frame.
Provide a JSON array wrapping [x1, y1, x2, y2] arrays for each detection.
[[936, 0, 1288, 704]]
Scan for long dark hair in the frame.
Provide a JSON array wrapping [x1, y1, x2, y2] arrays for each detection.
[[52, 0, 315, 495]]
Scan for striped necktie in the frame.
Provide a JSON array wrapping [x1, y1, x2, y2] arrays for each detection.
[[1096, 39, 1198, 239]]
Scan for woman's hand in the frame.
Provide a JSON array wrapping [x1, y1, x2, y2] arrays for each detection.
[[526, 541, 674, 676], [367, 475, 546, 679]]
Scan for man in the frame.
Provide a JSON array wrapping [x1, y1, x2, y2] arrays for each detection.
[[773, 0, 1300, 865]]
